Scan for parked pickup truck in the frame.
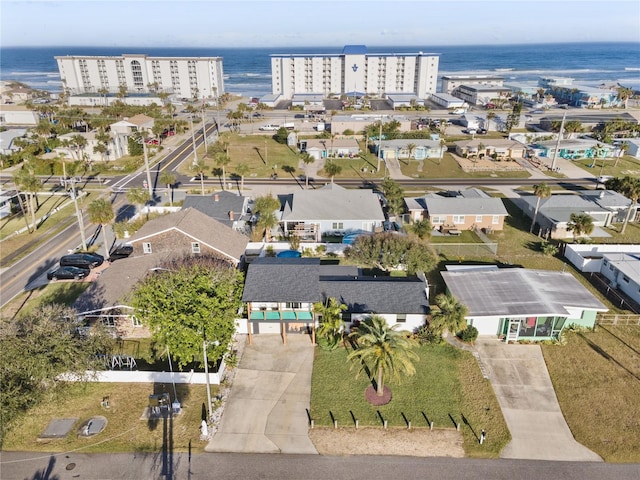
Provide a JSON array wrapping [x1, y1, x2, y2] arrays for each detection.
[[259, 124, 279, 131]]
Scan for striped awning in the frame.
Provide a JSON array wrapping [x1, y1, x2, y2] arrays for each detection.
[[249, 310, 314, 322]]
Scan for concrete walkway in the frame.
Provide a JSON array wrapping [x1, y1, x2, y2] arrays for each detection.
[[206, 334, 318, 454], [474, 337, 602, 462]]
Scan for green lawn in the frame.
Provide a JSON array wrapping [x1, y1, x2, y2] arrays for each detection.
[[1, 381, 214, 454], [399, 153, 531, 179], [310, 343, 510, 457], [572, 155, 640, 179], [542, 325, 640, 462], [1, 283, 91, 320]]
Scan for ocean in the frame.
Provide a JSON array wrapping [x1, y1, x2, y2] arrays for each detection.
[[1, 43, 639, 98]]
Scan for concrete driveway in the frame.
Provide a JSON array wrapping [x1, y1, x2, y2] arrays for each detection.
[[474, 338, 602, 462], [206, 334, 318, 454]]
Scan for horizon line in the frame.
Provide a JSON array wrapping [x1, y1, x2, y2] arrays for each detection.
[[2, 40, 639, 49]]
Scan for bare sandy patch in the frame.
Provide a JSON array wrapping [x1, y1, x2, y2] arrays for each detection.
[[309, 427, 465, 457]]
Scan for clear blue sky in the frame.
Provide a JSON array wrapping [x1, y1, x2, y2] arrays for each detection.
[[2, 0, 639, 48]]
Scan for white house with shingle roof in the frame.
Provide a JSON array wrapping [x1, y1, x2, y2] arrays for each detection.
[[280, 183, 385, 241]]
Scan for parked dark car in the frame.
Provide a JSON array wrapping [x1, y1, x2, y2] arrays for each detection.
[[59, 252, 104, 269], [108, 244, 133, 262], [47, 265, 90, 281]]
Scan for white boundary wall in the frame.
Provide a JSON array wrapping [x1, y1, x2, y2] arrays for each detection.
[[565, 244, 640, 272]]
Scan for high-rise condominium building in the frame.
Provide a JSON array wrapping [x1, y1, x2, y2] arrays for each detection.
[[270, 45, 439, 99], [55, 54, 225, 100]]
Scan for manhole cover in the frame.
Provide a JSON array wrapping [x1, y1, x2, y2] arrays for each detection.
[[66, 463, 76, 470]]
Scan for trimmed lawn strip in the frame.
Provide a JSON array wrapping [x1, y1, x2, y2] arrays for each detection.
[[2, 382, 214, 454], [1, 283, 90, 319], [399, 154, 531, 179], [572, 155, 640, 179], [541, 326, 640, 462], [310, 343, 509, 457]]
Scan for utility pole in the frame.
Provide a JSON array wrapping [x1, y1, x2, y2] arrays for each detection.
[[200, 101, 208, 152], [377, 121, 382, 172], [190, 116, 199, 165], [62, 159, 87, 250], [203, 340, 213, 422], [142, 140, 153, 197], [550, 110, 567, 172]]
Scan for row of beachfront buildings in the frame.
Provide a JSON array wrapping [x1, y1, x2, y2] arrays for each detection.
[[70, 184, 639, 347], [45, 46, 629, 109]]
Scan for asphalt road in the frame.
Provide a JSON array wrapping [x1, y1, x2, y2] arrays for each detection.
[[1, 451, 639, 480]]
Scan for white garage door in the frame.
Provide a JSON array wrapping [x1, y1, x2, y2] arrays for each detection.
[[471, 317, 501, 336]]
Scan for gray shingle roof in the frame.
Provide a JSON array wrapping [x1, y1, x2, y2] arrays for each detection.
[[73, 253, 175, 314], [127, 208, 249, 262], [242, 258, 322, 303], [281, 183, 385, 222], [182, 191, 247, 226], [442, 268, 607, 317], [407, 189, 508, 216], [242, 259, 428, 314]]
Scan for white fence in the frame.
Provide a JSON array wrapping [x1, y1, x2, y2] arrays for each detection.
[[60, 359, 226, 385]]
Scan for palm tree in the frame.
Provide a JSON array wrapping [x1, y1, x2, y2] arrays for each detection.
[[159, 170, 177, 206], [606, 176, 640, 234], [430, 293, 469, 335], [12, 169, 41, 231], [406, 143, 416, 161], [412, 218, 431, 240], [301, 152, 315, 188], [126, 187, 152, 220], [191, 158, 207, 196], [253, 194, 280, 242], [589, 143, 603, 169], [235, 163, 250, 195], [312, 297, 347, 350], [347, 315, 418, 398], [87, 198, 115, 258], [214, 151, 231, 189], [567, 212, 594, 242], [486, 111, 496, 132], [323, 160, 342, 184], [617, 86, 633, 109], [530, 183, 551, 233]]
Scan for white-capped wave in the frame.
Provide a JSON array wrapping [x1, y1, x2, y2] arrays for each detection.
[[8, 71, 59, 76]]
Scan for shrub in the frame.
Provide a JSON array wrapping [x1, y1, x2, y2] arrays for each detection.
[[458, 325, 479, 343], [415, 324, 443, 345]]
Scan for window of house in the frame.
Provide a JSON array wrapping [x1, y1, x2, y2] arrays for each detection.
[[396, 314, 406, 323], [100, 315, 116, 327], [475, 215, 483, 222], [132, 315, 142, 327], [431, 216, 444, 225], [453, 215, 465, 224], [622, 276, 630, 283], [332, 222, 344, 230], [609, 264, 614, 271], [492, 215, 500, 225], [142, 242, 152, 254], [286, 302, 302, 309], [191, 242, 201, 254]]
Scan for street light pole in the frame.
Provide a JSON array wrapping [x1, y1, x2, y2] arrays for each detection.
[[203, 339, 213, 422], [62, 160, 87, 250]]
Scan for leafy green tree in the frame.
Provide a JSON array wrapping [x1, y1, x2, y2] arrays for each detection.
[[346, 232, 436, 274], [605, 176, 640, 234], [567, 212, 594, 242], [253, 194, 281, 242], [530, 183, 551, 233], [430, 293, 469, 335], [323, 160, 342, 184], [274, 127, 289, 144], [130, 255, 244, 368], [0, 304, 113, 441], [159, 170, 177, 207], [88, 198, 115, 257], [313, 297, 347, 350], [381, 177, 405, 217], [347, 315, 418, 397]]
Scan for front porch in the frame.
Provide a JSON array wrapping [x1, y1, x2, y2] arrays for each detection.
[[247, 309, 316, 345], [500, 316, 566, 342]]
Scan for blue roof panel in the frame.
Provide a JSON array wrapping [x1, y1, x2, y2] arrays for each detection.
[[342, 45, 367, 55]]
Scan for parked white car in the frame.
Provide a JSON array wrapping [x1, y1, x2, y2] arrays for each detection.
[[259, 124, 279, 131]]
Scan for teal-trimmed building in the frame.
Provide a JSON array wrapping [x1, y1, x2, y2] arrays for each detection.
[[441, 267, 608, 342]]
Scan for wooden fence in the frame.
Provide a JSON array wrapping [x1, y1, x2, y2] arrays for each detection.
[[596, 314, 640, 326]]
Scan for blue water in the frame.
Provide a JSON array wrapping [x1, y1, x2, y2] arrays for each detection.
[[1, 43, 639, 97]]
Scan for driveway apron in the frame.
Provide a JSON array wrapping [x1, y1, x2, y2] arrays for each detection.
[[474, 338, 602, 462], [206, 334, 318, 454]]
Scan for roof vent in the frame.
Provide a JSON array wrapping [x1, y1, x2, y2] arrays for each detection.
[[214, 194, 219, 202], [599, 191, 605, 199]]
